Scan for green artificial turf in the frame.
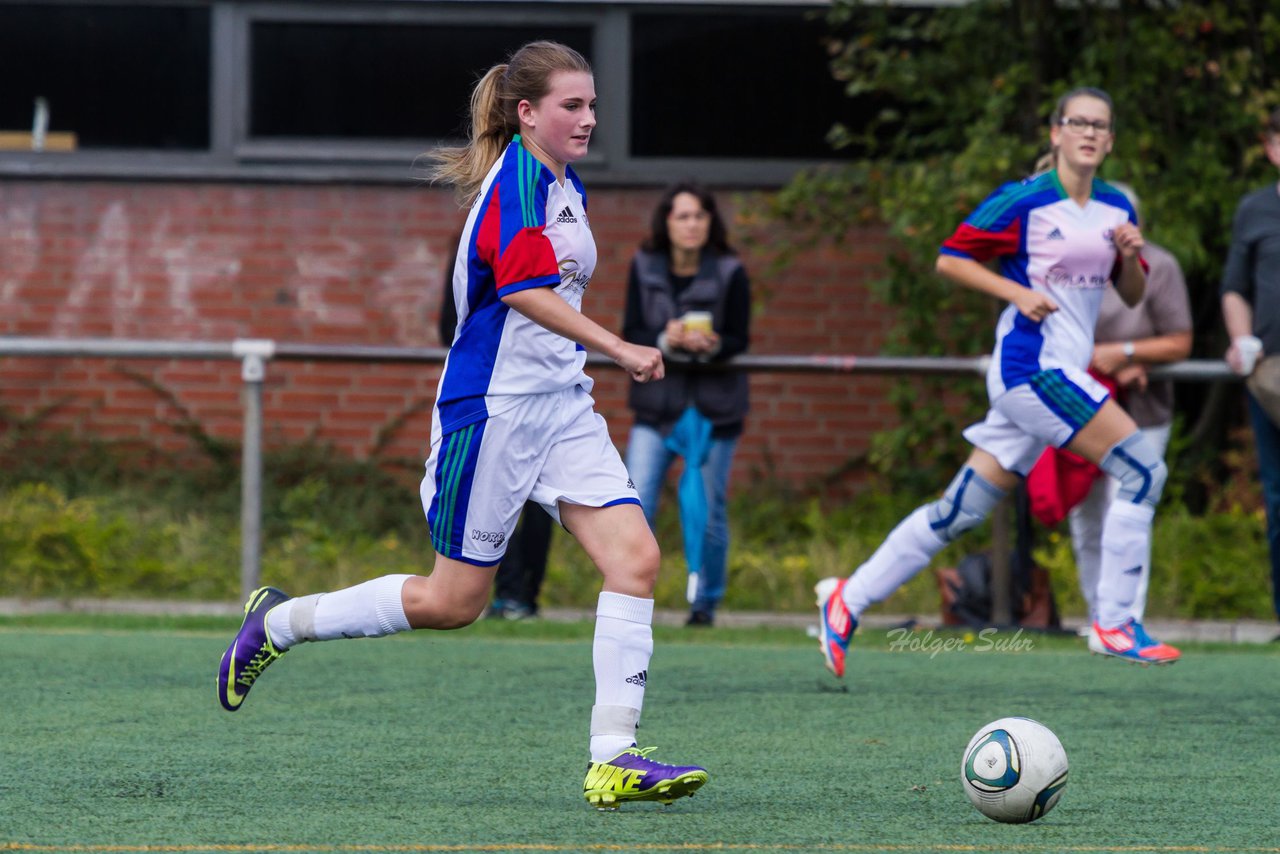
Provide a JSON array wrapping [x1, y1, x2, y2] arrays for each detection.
[[1, 616, 1276, 854]]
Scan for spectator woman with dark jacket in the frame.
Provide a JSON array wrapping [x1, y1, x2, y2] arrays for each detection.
[[622, 182, 751, 627]]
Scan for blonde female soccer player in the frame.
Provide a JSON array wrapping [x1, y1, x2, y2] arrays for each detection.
[[817, 87, 1180, 675], [217, 41, 707, 810]]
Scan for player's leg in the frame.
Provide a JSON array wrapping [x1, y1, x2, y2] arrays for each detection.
[[563, 500, 659, 760], [564, 501, 708, 809], [816, 446, 1018, 677], [1067, 399, 1177, 663], [841, 448, 1018, 615], [541, 388, 706, 808], [1067, 474, 1107, 625], [219, 405, 525, 711], [1127, 423, 1170, 621], [219, 557, 498, 712]]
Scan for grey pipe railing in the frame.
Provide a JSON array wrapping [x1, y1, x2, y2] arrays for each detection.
[[0, 336, 1242, 607]]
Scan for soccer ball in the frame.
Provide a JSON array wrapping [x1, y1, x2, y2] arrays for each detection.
[[961, 717, 1068, 823]]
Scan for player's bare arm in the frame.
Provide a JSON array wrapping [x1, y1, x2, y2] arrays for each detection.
[[1112, 222, 1146, 307], [935, 254, 1059, 322], [502, 286, 665, 382]]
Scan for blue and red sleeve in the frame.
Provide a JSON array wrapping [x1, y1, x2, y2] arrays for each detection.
[[474, 152, 561, 295], [940, 183, 1026, 263]]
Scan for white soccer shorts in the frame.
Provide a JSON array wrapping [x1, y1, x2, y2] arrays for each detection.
[[420, 385, 639, 566], [962, 366, 1111, 476]]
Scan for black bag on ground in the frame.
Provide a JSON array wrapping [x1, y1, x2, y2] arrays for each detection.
[[935, 486, 1061, 630]]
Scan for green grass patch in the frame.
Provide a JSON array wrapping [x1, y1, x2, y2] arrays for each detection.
[[1, 435, 1275, 621], [1, 618, 1277, 853]]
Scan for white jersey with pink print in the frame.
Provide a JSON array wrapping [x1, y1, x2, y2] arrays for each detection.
[[940, 170, 1141, 401]]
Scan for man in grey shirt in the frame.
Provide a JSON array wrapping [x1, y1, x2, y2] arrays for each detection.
[[1221, 106, 1280, 623]]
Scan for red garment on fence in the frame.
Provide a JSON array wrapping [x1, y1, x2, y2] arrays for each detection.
[[1025, 370, 1122, 527]]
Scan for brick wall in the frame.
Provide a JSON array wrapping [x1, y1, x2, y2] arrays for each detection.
[[0, 179, 900, 494]]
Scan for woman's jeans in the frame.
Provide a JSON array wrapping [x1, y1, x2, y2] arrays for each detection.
[[625, 423, 739, 615], [1247, 392, 1280, 620]]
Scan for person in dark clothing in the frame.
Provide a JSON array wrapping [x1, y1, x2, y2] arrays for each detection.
[[1221, 106, 1280, 623], [622, 181, 751, 627]]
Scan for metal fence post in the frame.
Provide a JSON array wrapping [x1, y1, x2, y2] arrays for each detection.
[[233, 339, 275, 603]]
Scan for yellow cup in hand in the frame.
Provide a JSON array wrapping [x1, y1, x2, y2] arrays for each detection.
[[682, 311, 713, 334]]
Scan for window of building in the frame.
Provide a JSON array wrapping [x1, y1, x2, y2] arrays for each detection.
[[0, 0, 874, 184], [249, 21, 594, 142], [0, 3, 210, 150], [629, 10, 859, 160]]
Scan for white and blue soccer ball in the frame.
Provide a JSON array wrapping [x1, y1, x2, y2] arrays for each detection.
[[961, 716, 1068, 823]]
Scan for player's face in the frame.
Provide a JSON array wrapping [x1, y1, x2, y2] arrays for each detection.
[[520, 71, 596, 168], [666, 193, 712, 254], [1050, 95, 1113, 172]]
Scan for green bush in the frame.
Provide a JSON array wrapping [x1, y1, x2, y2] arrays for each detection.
[[1, 438, 1273, 621], [1031, 504, 1274, 622], [0, 482, 233, 599], [0, 436, 430, 602]]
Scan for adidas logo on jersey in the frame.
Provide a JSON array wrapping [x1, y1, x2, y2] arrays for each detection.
[[1047, 227, 1065, 240], [625, 670, 647, 686], [556, 206, 578, 224]]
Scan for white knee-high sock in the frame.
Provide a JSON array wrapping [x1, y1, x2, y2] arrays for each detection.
[[265, 574, 413, 650], [842, 507, 947, 618], [1068, 477, 1109, 622], [1095, 502, 1154, 628], [590, 592, 654, 762]]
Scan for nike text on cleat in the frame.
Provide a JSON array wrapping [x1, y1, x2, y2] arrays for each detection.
[[1088, 618, 1180, 665], [217, 586, 291, 711], [582, 747, 707, 810], [816, 576, 857, 678]]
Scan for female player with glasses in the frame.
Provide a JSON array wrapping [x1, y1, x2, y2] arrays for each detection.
[[817, 86, 1181, 673], [216, 40, 708, 810]]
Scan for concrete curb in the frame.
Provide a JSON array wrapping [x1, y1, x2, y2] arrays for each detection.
[[3, 598, 1275, 644]]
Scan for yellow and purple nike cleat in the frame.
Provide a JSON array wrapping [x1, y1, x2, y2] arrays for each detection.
[[583, 747, 708, 810], [218, 586, 290, 711]]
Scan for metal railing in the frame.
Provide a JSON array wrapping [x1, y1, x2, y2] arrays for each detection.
[[0, 336, 1241, 609]]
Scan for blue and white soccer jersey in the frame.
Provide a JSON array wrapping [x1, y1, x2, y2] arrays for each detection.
[[940, 172, 1142, 473], [422, 137, 638, 566], [436, 135, 597, 431]]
